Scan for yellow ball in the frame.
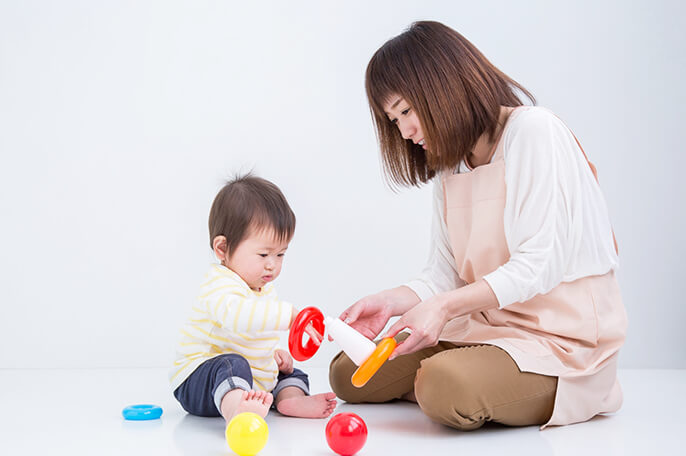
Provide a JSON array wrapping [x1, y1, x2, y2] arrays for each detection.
[[225, 412, 269, 456]]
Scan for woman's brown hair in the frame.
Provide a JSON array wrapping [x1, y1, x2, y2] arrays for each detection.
[[208, 174, 296, 256], [366, 21, 535, 188]]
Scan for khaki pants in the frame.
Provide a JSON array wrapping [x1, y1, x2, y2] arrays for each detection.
[[328, 333, 557, 431]]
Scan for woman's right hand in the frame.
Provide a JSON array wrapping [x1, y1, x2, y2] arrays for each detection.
[[339, 292, 395, 340]]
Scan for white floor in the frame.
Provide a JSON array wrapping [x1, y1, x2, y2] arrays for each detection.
[[1, 367, 682, 456]]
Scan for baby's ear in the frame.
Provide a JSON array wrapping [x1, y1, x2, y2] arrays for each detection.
[[212, 235, 229, 261]]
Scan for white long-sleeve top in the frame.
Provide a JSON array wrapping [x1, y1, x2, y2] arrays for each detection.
[[170, 264, 293, 391], [405, 107, 618, 308]]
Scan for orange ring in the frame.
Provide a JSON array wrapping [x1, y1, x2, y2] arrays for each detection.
[[351, 337, 396, 388]]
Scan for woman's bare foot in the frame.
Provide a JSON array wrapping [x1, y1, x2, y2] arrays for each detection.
[[221, 389, 273, 423], [276, 391, 337, 418]]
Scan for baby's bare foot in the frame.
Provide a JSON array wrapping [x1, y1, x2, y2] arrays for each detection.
[[276, 392, 337, 418], [223, 390, 273, 423]]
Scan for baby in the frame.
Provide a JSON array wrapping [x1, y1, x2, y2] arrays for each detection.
[[170, 174, 336, 423]]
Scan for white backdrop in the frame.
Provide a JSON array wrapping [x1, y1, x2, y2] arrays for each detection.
[[1, 0, 684, 369]]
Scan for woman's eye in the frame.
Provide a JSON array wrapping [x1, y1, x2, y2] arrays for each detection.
[[390, 118, 398, 124], [401, 108, 410, 115]]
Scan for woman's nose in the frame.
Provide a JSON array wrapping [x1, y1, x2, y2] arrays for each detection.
[[398, 119, 416, 141]]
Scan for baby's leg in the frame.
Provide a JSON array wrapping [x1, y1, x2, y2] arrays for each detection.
[[221, 389, 273, 423], [274, 387, 337, 418]]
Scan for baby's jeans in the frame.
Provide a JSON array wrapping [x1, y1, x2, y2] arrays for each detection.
[[174, 353, 310, 417]]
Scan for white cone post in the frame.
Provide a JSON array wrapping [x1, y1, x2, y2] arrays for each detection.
[[324, 316, 376, 366]]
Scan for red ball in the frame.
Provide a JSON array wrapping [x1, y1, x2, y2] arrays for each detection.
[[325, 413, 368, 456]]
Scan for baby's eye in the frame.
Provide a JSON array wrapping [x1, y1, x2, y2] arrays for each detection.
[[258, 254, 268, 258], [277, 253, 285, 257]]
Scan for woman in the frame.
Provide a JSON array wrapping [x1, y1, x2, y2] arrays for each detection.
[[329, 21, 627, 430]]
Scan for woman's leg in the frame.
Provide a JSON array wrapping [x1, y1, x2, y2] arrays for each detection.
[[328, 333, 458, 403], [413, 345, 557, 430]]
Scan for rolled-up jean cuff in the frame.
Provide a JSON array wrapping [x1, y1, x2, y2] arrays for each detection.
[[272, 377, 310, 399], [213, 377, 252, 414]]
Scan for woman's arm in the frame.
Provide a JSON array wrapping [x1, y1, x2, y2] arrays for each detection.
[[484, 108, 618, 308], [383, 279, 498, 358]]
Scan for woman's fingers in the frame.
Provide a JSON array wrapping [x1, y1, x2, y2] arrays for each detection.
[[337, 302, 365, 340], [389, 331, 429, 360], [384, 316, 437, 359], [340, 302, 363, 325], [382, 319, 408, 360], [382, 317, 406, 340]]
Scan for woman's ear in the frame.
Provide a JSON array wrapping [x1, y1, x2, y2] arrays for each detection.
[[212, 236, 229, 262]]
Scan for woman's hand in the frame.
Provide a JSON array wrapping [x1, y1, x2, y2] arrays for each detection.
[[339, 292, 395, 340], [381, 281, 499, 359], [274, 348, 294, 374], [340, 286, 422, 340], [382, 294, 450, 359]]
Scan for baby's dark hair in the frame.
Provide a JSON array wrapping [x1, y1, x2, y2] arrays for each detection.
[[208, 173, 296, 256]]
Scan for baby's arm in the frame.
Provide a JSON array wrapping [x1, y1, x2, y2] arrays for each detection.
[[201, 292, 293, 334]]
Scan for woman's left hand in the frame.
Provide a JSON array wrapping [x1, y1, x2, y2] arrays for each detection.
[[382, 294, 449, 360], [274, 348, 294, 374]]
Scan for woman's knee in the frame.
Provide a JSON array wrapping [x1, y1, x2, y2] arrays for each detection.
[[414, 352, 487, 430]]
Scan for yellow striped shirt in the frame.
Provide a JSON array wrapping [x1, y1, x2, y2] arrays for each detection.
[[169, 264, 293, 392]]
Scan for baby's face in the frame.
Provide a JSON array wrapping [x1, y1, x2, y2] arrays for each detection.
[[224, 228, 289, 291]]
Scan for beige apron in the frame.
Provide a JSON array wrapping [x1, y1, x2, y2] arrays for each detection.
[[440, 108, 627, 427]]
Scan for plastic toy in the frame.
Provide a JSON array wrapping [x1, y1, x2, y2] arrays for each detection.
[[325, 413, 368, 456], [225, 412, 269, 456], [121, 404, 163, 420], [288, 307, 396, 388]]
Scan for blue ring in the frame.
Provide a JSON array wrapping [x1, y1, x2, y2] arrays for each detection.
[[122, 404, 163, 421]]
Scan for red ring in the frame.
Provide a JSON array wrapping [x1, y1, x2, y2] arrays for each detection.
[[288, 307, 325, 361]]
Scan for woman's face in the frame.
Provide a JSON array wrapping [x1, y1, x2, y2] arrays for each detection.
[[383, 96, 427, 150]]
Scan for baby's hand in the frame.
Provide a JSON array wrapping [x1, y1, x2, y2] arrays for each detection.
[[305, 323, 324, 347], [290, 307, 324, 347], [274, 348, 294, 374]]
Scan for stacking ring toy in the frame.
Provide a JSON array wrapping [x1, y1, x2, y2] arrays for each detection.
[[351, 337, 397, 388], [288, 307, 325, 361], [122, 404, 163, 420]]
